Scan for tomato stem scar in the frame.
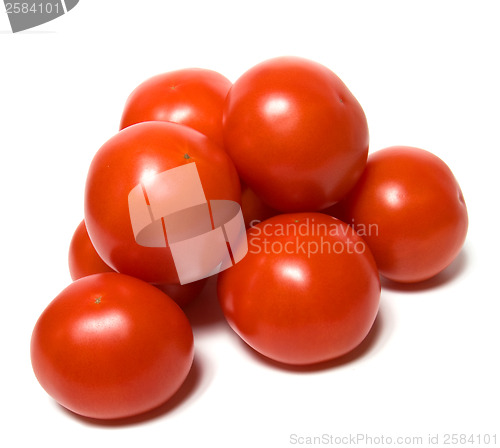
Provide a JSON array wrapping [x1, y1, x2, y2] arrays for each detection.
[[94, 297, 102, 304]]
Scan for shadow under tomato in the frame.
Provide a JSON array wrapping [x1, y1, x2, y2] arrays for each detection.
[[58, 354, 208, 427], [234, 300, 390, 374], [380, 246, 470, 293]]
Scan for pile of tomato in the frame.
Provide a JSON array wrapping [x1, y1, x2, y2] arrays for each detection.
[[30, 56, 468, 420]]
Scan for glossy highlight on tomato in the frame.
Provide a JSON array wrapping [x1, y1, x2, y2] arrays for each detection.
[[30, 273, 194, 420], [223, 56, 369, 212], [333, 146, 468, 283], [217, 213, 381, 365]]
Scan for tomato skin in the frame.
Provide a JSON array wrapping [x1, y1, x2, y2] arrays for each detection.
[[84, 121, 241, 284], [155, 278, 207, 308], [120, 68, 232, 148], [333, 146, 468, 283], [240, 182, 279, 229], [68, 220, 115, 281], [30, 273, 194, 420], [223, 56, 369, 212], [217, 213, 380, 365], [68, 220, 206, 307]]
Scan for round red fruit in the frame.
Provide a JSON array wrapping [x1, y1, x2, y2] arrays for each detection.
[[30, 272, 194, 420], [334, 146, 468, 283], [68, 219, 114, 281], [223, 56, 369, 212], [84, 121, 241, 284], [217, 213, 380, 365], [120, 68, 232, 148]]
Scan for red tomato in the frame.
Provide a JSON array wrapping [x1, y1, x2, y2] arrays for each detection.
[[30, 273, 194, 420], [240, 182, 279, 229], [217, 213, 380, 365], [84, 121, 241, 284], [68, 220, 115, 281], [333, 146, 468, 283], [223, 56, 369, 212], [120, 68, 232, 148], [68, 220, 205, 307]]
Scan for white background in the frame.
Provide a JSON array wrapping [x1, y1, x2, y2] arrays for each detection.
[[1, 1, 499, 447]]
